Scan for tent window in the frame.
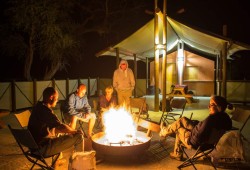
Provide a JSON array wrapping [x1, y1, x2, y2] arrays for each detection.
[[185, 66, 198, 80]]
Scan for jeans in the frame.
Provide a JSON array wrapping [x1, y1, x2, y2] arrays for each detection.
[[160, 117, 195, 156]]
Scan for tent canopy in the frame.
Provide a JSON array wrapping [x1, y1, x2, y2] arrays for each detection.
[[96, 17, 250, 61]]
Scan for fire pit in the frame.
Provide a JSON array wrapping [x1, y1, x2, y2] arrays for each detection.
[[91, 107, 152, 156], [91, 131, 151, 156]]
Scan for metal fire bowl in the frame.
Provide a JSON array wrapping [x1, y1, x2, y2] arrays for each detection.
[[91, 131, 151, 156]]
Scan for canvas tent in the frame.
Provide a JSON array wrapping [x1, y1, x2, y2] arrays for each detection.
[[96, 16, 250, 110], [96, 17, 250, 61]]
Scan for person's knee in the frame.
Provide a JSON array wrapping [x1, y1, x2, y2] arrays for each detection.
[[179, 116, 188, 122], [91, 117, 96, 122], [87, 113, 96, 120], [71, 115, 78, 122]]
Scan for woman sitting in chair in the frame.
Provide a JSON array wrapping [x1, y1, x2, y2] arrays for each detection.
[[159, 95, 233, 161], [99, 85, 118, 113]]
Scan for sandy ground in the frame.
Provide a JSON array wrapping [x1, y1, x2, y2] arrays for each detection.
[[1, 96, 250, 170]]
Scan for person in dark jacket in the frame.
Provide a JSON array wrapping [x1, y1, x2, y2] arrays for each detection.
[[159, 95, 232, 161], [28, 87, 84, 163]]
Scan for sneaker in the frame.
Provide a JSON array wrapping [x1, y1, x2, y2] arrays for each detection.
[[59, 152, 63, 159], [159, 125, 170, 138], [169, 152, 183, 161]]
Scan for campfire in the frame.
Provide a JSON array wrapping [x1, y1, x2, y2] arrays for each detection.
[[91, 107, 151, 156]]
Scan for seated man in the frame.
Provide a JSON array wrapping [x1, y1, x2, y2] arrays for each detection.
[[28, 87, 84, 164], [159, 95, 233, 161], [62, 83, 96, 137]]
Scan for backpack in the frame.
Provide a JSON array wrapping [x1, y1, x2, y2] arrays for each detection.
[[210, 130, 245, 165], [68, 150, 96, 170]]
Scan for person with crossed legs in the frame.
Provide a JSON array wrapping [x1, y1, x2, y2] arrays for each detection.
[[159, 95, 232, 161]]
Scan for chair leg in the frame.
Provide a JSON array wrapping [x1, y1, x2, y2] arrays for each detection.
[[78, 121, 88, 138], [51, 153, 61, 168], [30, 160, 38, 170], [202, 151, 217, 169], [178, 146, 217, 170], [178, 146, 197, 170]]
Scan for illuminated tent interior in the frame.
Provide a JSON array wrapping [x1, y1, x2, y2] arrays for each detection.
[[96, 16, 250, 108]]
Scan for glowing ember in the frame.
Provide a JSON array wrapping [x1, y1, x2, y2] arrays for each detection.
[[102, 107, 137, 144]]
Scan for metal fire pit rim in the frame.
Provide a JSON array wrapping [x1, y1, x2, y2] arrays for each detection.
[[91, 131, 152, 156]]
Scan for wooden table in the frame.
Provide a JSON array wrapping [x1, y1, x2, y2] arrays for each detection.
[[167, 85, 193, 104]]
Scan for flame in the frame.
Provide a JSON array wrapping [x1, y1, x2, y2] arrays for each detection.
[[102, 107, 136, 143]]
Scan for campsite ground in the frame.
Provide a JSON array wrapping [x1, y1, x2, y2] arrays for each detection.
[[1, 96, 250, 170]]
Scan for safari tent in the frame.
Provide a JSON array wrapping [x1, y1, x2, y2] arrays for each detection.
[[96, 16, 250, 109]]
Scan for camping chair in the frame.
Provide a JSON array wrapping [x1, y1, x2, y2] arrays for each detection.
[[92, 99, 102, 129], [230, 108, 250, 133], [8, 124, 60, 170], [129, 97, 150, 121], [60, 100, 87, 138], [178, 128, 226, 170], [160, 98, 186, 124], [14, 109, 31, 128]]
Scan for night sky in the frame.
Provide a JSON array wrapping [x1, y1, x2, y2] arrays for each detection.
[[0, 0, 250, 81]]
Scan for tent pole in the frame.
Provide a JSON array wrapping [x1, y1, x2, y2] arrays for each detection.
[[146, 57, 149, 90], [134, 54, 137, 97], [154, 0, 160, 111], [222, 42, 228, 98], [218, 52, 223, 96], [215, 55, 219, 95], [161, 0, 167, 112]]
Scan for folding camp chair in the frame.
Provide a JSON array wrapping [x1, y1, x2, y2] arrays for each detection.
[[230, 108, 250, 133], [8, 124, 60, 170], [60, 100, 87, 138], [161, 98, 186, 124], [14, 109, 31, 128], [177, 128, 226, 170], [129, 97, 150, 121]]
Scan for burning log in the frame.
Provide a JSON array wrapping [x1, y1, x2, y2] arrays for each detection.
[[91, 107, 153, 156]]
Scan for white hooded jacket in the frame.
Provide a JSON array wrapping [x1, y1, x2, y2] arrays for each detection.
[[113, 60, 135, 91]]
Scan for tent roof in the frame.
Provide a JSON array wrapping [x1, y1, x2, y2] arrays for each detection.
[[96, 17, 250, 61]]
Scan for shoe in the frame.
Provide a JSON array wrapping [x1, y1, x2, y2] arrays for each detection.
[[59, 152, 63, 159], [52, 152, 63, 161], [169, 152, 183, 161], [159, 125, 170, 138]]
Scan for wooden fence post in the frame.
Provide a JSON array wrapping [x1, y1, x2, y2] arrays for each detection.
[[11, 80, 16, 111]]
